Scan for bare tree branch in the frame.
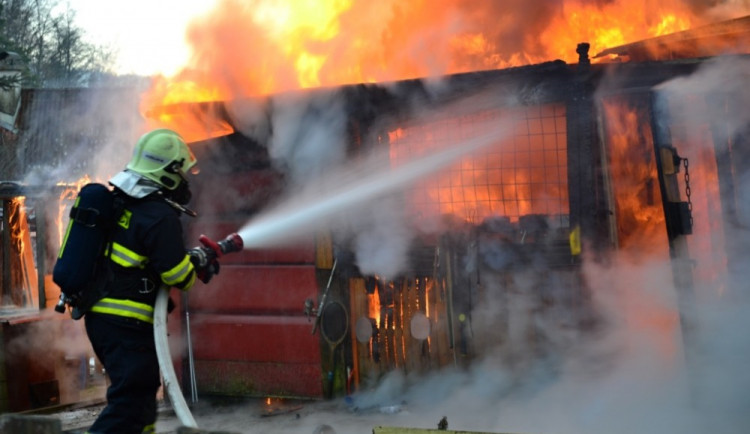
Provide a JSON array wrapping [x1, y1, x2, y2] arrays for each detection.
[[1, 0, 116, 87]]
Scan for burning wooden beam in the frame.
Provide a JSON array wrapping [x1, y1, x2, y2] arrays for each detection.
[[0, 182, 62, 310], [1, 196, 35, 307], [595, 15, 750, 61]]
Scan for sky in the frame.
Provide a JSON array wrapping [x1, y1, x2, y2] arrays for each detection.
[[67, 0, 219, 76]]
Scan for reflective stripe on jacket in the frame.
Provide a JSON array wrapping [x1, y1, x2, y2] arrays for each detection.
[[108, 241, 196, 290], [109, 242, 148, 268], [95, 192, 196, 318], [160, 254, 196, 288]]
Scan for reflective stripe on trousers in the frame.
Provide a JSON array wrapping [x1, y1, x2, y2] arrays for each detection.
[[90, 297, 154, 324]]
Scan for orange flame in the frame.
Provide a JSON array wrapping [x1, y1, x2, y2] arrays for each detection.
[[368, 285, 380, 328], [601, 99, 668, 256], [541, 2, 693, 61], [600, 97, 687, 361], [389, 104, 569, 224], [141, 99, 234, 144], [137, 0, 736, 137], [8, 197, 27, 257]]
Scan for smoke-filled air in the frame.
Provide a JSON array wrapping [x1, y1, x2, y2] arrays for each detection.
[[9, 0, 750, 433], [144, 1, 750, 433], [206, 56, 749, 434]]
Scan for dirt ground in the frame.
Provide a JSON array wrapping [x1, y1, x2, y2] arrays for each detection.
[[58, 397, 453, 434]]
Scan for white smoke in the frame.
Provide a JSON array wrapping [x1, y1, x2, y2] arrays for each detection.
[[5, 88, 147, 408], [218, 57, 750, 433], [19, 88, 146, 187], [367, 56, 750, 434], [654, 55, 750, 430], [346, 194, 413, 279], [656, 56, 750, 144], [76, 50, 740, 433], [265, 91, 349, 186], [233, 81, 513, 279]]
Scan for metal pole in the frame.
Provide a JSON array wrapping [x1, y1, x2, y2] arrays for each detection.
[[184, 294, 198, 404], [35, 199, 47, 310]]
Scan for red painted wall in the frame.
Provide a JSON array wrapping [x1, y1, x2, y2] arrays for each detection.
[[182, 168, 323, 398]]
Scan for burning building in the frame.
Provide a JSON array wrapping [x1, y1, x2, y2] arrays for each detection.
[[179, 56, 735, 397], [0, 6, 748, 433], [163, 16, 749, 406]]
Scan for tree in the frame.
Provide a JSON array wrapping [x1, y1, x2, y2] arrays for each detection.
[[0, 0, 116, 87]]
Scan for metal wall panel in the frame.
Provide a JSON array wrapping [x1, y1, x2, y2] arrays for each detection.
[[188, 265, 318, 314], [190, 314, 320, 363]]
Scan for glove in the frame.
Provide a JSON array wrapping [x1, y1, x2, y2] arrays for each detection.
[[188, 247, 221, 284], [196, 258, 220, 284]]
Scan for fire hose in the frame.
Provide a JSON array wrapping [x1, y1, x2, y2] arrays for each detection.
[[154, 287, 196, 427], [154, 233, 243, 429]]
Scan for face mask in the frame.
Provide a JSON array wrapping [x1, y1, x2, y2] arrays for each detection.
[[170, 181, 192, 205]]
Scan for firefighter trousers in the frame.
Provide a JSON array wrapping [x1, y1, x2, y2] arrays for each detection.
[[85, 312, 160, 434]]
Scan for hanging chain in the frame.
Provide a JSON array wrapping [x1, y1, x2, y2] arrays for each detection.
[[683, 157, 694, 229]]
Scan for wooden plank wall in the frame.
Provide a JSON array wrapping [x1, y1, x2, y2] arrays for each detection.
[[348, 239, 585, 393], [349, 270, 456, 390]]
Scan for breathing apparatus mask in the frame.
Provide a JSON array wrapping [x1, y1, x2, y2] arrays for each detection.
[[163, 158, 196, 205]]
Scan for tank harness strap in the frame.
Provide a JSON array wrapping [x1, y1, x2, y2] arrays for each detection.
[[70, 206, 101, 227], [90, 297, 154, 324]]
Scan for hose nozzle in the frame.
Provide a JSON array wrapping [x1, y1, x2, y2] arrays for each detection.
[[197, 232, 244, 260], [217, 232, 244, 254]]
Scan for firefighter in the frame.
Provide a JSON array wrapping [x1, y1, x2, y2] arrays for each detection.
[[83, 129, 216, 434]]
